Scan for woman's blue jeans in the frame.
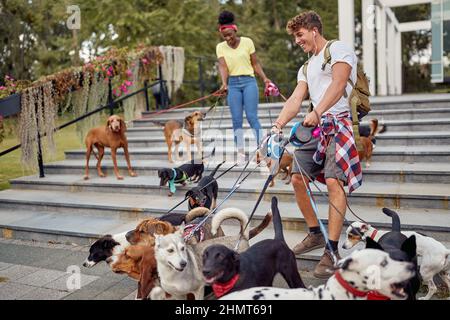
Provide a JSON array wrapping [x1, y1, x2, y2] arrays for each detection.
[[227, 76, 262, 151]]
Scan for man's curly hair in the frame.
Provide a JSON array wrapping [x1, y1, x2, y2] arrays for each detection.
[[286, 11, 323, 35]]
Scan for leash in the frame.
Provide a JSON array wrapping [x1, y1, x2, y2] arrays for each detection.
[[183, 162, 262, 243], [164, 162, 238, 215]]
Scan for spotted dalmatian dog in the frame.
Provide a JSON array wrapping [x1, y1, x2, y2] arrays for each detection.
[[220, 249, 416, 300]]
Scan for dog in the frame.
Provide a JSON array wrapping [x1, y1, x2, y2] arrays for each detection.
[[343, 219, 450, 300], [150, 207, 272, 300], [83, 232, 128, 268], [185, 162, 224, 210], [84, 115, 137, 180], [358, 118, 385, 168], [361, 208, 420, 300], [201, 197, 305, 298], [109, 244, 159, 299], [220, 248, 416, 300], [256, 150, 293, 187], [158, 159, 205, 196], [153, 111, 204, 162], [125, 207, 225, 246]]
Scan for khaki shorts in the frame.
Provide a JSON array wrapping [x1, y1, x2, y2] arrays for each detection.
[[291, 136, 346, 183]]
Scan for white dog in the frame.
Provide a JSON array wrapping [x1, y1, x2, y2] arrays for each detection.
[[343, 221, 450, 300], [151, 207, 255, 300], [220, 249, 416, 300]]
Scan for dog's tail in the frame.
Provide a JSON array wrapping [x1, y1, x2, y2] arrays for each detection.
[[382, 207, 401, 232], [271, 197, 285, 242], [249, 212, 272, 239], [369, 119, 378, 137], [185, 207, 210, 223], [211, 207, 250, 240], [209, 161, 224, 178]]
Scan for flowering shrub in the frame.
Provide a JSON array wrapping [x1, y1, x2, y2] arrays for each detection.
[[0, 75, 30, 100]]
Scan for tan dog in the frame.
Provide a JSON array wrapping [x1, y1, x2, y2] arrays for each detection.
[[159, 111, 204, 163], [358, 119, 383, 168], [84, 115, 137, 180], [125, 217, 177, 246], [256, 150, 293, 187]]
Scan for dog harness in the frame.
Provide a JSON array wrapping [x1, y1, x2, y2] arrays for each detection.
[[168, 168, 189, 194], [182, 224, 205, 242], [212, 274, 240, 298], [313, 112, 363, 193], [334, 271, 390, 300]]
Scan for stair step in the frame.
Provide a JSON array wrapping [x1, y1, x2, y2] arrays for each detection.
[[42, 159, 450, 184], [64, 145, 450, 163], [9, 174, 450, 210]]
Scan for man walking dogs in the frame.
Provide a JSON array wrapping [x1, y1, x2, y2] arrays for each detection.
[[271, 11, 362, 279]]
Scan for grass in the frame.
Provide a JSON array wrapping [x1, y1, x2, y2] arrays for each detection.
[[0, 112, 115, 191]]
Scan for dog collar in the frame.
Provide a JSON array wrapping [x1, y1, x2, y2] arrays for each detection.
[[212, 274, 240, 298], [334, 271, 390, 300], [369, 229, 378, 240]]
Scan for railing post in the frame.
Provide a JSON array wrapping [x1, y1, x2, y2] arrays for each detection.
[[35, 90, 45, 178], [144, 80, 150, 112], [198, 57, 205, 107], [108, 77, 114, 115]]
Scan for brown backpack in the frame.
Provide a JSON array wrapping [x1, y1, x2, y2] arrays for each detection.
[[303, 39, 371, 151]]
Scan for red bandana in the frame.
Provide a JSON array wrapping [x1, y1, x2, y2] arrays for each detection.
[[212, 274, 240, 298], [334, 271, 390, 300]]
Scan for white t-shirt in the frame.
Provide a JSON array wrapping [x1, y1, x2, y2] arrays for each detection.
[[297, 40, 357, 115]]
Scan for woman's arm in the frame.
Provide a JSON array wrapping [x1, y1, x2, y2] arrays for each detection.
[[250, 53, 270, 85], [217, 57, 229, 92]]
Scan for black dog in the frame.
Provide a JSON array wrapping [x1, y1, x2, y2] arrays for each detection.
[[82, 235, 120, 268], [365, 207, 420, 300], [185, 162, 224, 211], [158, 159, 204, 196], [202, 197, 305, 298]]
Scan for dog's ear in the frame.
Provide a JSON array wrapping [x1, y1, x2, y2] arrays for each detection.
[[106, 117, 111, 129], [120, 118, 127, 133], [185, 190, 193, 198], [157, 170, 162, 178], [154, 234, 162, 247], [337, 257, 353, 271], [401, 235, 417, 260], [365, 237, 384, 251], [103, 236, 119, 249]]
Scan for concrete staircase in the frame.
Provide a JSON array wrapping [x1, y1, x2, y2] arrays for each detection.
[[1, 93, 450, 272]]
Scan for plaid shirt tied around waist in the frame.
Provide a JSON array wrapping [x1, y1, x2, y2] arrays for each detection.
[[313, 112, 362, 193]]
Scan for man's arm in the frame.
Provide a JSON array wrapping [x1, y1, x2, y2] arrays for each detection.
[[273, 80, 309, 131], [303, 62, 351, 127]]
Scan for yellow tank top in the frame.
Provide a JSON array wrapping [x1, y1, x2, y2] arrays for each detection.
[[216, 37, 256, 77]]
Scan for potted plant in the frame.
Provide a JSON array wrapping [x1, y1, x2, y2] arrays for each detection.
[[0, 76, 30, 117]]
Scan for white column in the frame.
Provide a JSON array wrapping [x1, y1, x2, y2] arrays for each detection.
[[362, 0, 376, 95], [376, 5, 387, 96], [395, 30, 403, 94], [338, 0, 355, 49], [387, 19, 396, 95]]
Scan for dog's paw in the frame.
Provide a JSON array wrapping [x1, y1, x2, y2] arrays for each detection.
[[99, 172, 106, 178], [130, 171, 137, 177], [168, 192, 174, 197], [150, 286, 166, 300], [83, 176, 89, 180], [117, 175, 124, 180]]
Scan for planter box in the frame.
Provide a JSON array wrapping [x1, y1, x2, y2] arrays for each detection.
[[0, 93, 21, 117]]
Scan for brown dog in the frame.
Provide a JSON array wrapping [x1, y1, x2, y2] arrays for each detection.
[[158, 111, 204, 163], [358, 119, 382, 168], [84, 115, 137, 180], [256, 150, 293, 187], [110, 244, 158, 299], [125, 217, 177, 246]]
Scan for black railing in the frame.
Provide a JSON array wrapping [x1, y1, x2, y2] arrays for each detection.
[[0, 79, 163, 177]]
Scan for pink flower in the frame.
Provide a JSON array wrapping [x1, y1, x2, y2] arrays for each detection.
[[106, 70, 112, 77], [125, 80, 132, 87], [0, 86, 6, 90], [108, 66, 113, 72], [126, 69, 133, 77], [142, 58, 148, 65], [120, 84, 127, 92]]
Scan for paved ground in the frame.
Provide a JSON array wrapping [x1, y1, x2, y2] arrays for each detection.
[[1, 237, 448, 300]]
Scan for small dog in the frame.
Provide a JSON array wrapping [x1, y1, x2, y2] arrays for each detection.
[[363, 208, 420, 300], [358, 118, 385, 168], [202, 197, 305, 298], [154, 111, 204, 163], [150, 207, 272, 300], [158, 159, 205, 196], [343, 219, 450, 300], [84, 115, 137, 180], [185, 162, 224, 210], [256, 150, 293, 187], [220, 248, 416, 300], [83, 232, 128, 268]]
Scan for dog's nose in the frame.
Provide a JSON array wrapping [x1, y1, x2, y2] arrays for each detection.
[[125, 230, 133, 243], [82, 262, 87, 267], [180, 260, 187, 269]]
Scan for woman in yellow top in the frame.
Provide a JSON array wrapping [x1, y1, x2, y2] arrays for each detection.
[[216, 10, 271, 164]]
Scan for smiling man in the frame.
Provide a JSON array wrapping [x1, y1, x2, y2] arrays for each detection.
[[271, 11, 362, 279]]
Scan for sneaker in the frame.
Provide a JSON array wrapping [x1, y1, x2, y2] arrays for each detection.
[[313, 249, 341, 279], [292, 232, 326, 255]]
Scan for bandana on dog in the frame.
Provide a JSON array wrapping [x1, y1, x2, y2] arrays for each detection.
[[212, 274, 240, 298]]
